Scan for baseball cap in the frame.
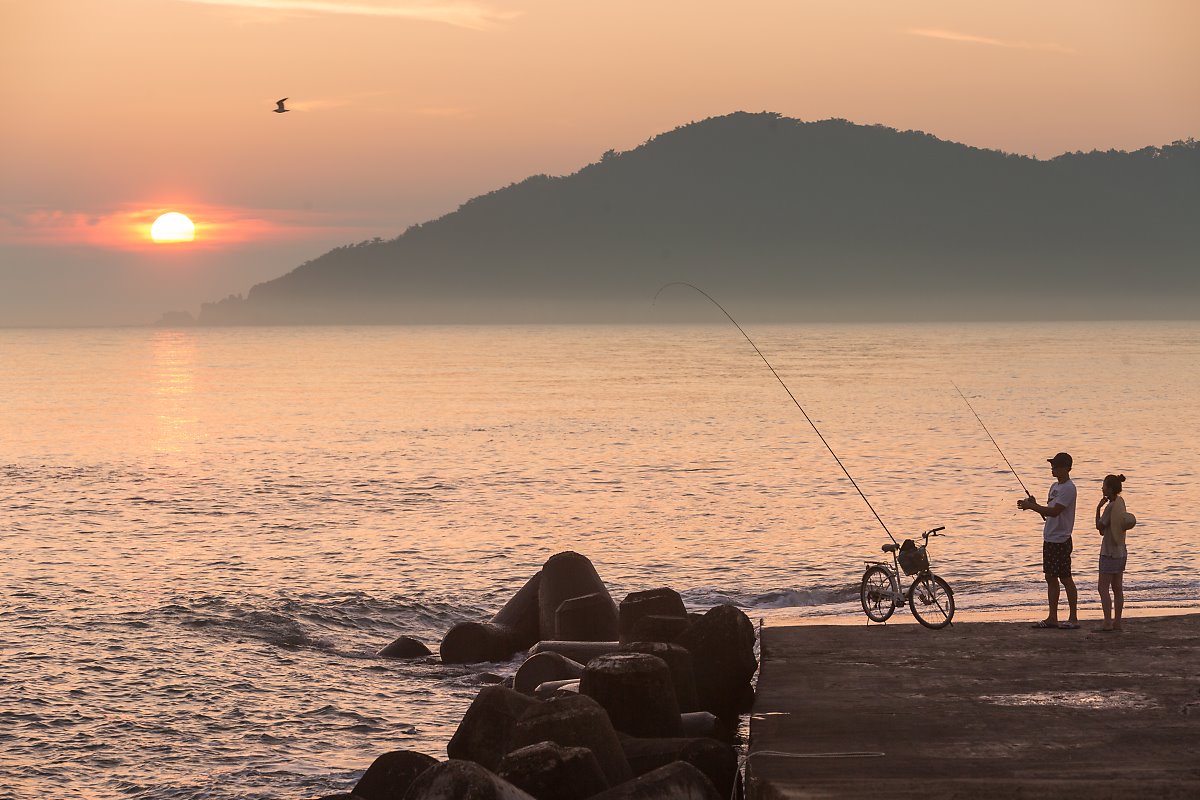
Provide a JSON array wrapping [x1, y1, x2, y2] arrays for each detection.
[[1047, 452, 1073, 469]]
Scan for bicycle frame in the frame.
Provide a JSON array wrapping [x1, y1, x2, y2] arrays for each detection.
[[862, 526, 945, 608]]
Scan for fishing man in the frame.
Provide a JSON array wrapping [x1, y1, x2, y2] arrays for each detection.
[[1017, 452, 1080, 629]]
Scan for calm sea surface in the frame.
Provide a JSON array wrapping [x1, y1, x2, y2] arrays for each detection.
[[2, 323, 1198, 798]]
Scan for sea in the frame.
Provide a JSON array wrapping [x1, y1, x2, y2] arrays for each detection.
[[2, 322, 1198, 799]]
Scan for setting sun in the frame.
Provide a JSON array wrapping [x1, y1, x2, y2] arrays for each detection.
[[150, 212, 195, 243]]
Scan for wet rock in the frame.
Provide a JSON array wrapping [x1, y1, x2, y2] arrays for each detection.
[[618, 588, 687, 643], [529, 640, 619, 664], [579, 652, 682, 738], [514, 651, 585, 695], [403, 759, 536, 800], [627, 613, 691, 644], [538, 552, 618, 641], [589, 760, 721, 800], [556, 592, 621, 642], [510, 693, 633, 786], [441, 571, 542, 664], [533, 678, 580, 700], [619, 641, 699, 712], [674, 604, 757, 719], [447, 685, 541, 772], [351, 749, 438, 800], [376, 635, 431, 659], [497, 740, 610, 800], [619, 735, 739, 799]]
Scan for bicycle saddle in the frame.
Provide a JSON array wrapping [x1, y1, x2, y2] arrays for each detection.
[[882, 543, 899, 553]]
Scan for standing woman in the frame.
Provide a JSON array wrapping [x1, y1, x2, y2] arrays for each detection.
[[1096, 474, 1135, 631]]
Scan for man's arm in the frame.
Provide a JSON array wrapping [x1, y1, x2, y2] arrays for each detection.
[[1017, 496, 1064, 518]]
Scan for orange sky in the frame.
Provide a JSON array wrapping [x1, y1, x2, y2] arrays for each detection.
[[2, 0, 1198, 325]]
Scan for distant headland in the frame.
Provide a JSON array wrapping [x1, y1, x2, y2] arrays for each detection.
[[179, 112, 1200, 325]]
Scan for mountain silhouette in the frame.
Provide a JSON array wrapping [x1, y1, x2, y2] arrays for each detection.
[[197, 112, 1199, 324]]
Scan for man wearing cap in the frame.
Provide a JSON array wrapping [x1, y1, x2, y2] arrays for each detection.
[[1017, 452, 1080, 629]]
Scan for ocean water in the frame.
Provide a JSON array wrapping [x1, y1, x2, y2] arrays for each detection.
[[2, 322, 1198, 799]]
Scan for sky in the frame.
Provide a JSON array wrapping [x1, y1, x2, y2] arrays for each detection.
[[2, 0, 1198, 326]]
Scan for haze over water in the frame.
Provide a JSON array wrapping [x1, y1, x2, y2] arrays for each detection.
[[3, 322, 1198, 798]]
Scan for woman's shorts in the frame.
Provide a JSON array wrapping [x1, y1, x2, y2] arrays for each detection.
[[1099, 554, 1127, 574], [1042, 538, 1073, 580]]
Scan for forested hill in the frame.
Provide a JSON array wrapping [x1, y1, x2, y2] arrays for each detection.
[[197, 112, 1200, 324]]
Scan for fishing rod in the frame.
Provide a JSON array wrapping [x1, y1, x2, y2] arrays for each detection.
[[951, 381, 1032, 498], [654, 282, 897, 546]]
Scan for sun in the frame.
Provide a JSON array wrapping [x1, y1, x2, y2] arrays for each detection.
[[150, 212, 195, 243]]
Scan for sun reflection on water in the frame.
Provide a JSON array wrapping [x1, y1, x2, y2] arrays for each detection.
[[151, 330, 198, 452]]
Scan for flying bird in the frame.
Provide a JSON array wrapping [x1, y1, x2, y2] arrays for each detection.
[[273, 98, 289, 114]]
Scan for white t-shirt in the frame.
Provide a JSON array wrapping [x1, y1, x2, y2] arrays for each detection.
[[1042, 479, 1077, 543]]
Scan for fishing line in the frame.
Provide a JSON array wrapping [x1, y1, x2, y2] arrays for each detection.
[[951, 382, 1031, 498], [654, 282, 897, 545]]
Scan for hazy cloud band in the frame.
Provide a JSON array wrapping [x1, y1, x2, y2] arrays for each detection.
[[908, 27, 1073, 54], [175, 0, 514, 29]]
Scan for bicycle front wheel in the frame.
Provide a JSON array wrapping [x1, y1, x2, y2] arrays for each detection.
[[909, 573, 955, 629], [860, 566, 896, 622]]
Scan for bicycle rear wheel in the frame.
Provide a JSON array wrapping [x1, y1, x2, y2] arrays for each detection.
[[860, 566, 896, 622], [909, 573, 955, 629]]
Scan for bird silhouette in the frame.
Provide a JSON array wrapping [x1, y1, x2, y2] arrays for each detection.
[[273, 98, 289, 113]]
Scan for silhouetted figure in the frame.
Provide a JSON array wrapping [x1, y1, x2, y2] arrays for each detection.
[[1019, 452, 1080, 629], [1095, 473, 1136, 631], [273, 98, 289, 113]]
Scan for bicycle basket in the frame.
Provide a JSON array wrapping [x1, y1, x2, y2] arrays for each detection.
[[897, 539, 929, 575]]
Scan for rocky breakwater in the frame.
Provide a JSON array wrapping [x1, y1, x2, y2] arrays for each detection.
[[322, 550, 757, 799]]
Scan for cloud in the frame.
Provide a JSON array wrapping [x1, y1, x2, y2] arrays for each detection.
[[175, 0, 516, 30], [908, 28, 1074, 55]]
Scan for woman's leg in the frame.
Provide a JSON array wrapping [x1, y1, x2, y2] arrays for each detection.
[[1112, 572, 1124, 629], [1098, 573, 1113, 628]]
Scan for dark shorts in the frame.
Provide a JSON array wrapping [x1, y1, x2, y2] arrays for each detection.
[[1099, 554, 1127, 574], [1043, 538, 1073, 580]]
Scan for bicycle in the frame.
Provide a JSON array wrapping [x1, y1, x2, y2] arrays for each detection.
[[860, 526, 955, 629]]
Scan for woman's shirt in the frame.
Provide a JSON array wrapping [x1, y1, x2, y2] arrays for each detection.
[[1099, 496, 1129, 558]]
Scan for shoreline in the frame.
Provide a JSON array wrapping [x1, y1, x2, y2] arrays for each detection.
[[748, 612, 1200, 798], [754, 602, 1200, 628]]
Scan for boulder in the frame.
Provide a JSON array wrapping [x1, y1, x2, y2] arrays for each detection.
[[673, 604, 757, 719], [529, 641, 619, 664], [588, 761, 721, 800], [533, 679, 580, 700], [497, 740, 610, 800], [617, 588, 687, 643], [618, 641, 698, 713], [579, 653, 681, 738], [403, 760, 536, 800], [441, 571, 543, 664], [538, 552, 618, 641], [510, 694, 633, 786], [627, 614, 691, 644], [376, 635, 431, 659], [619, 735, 740, 799], [556, 592, 621, 642], [514, 651, 585, 695], [351, 750, 438, 800], [447, 685, 541, 772]]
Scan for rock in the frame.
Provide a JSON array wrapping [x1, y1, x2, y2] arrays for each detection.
[[510, 694, 633, 786], [440, 621, 518, 664], [376, 635, 431, 659], [533, 679, 580, 700], [619, 735, 740, 799], [588, 761, 721, 800], [497, 740, 610, 800], [447, 685, 541, 772], [619, 641, 699, 712], [579, 653, 682, 737], [538, 552, 618, 641], [674, 604, 757, 719], [313, 795, 364, 799], [627, 614, 691, 644], [514, 651, 586, 695], [679, 711, 718, 738], [529, 640, 620, 664], [556, 592, 621, 642], [440, 571, 542, 664], [351, 750, 438, 800], [618, 589, 687, 643], [402, 759, 536, 800]]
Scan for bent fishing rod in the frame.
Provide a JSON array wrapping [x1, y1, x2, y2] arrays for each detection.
[[952, 381, 1032, 498], [654, 282, 897, 546]]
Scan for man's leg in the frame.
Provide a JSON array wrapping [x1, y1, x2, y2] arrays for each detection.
[[1062, 573, 1079, 623], [1045, 577, 1060, 624]]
